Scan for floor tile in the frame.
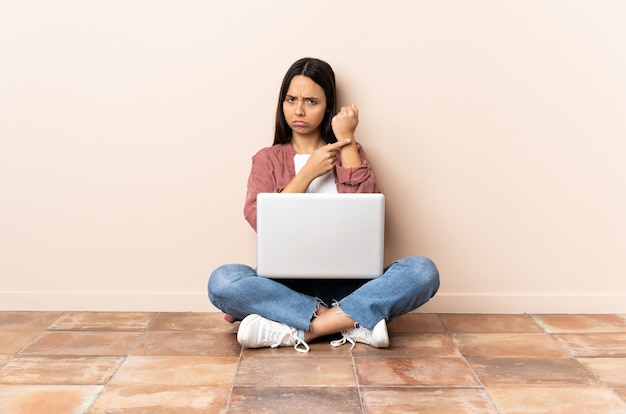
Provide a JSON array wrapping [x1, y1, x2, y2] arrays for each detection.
[[0, 384, 103, 414], [0, 312, 62, 331], [0, 356, 123, 385], [110, 356, 238, 386], [0, 331, 41, 354], [149, 312, 237, 333], [361, 387, 499, 414], [229, 386, 362, 413], [453, 333, 569, 358], [20, 331, 141, 356], [235, 356, 356, 387], [487, 386, 626, 413], [468, 357, 601, 387], [553, 333, 626, 357], [89, 385, 230, 414], [578, 358, 626, 387], [356, 357, 479, 387], [387, 313, 445, 333], [241, 341, 350, 357], [352, 333, 460, 358], [531, 314, 626, 333], [438, 314, 543, 333], [132, 331, 240, 356], [48, 311, 155, 331], [3, 311, 625, 413]]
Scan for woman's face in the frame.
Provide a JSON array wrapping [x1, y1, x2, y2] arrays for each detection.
[[283, 75, 327, 138]]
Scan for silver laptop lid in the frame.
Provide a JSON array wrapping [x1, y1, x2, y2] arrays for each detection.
[[256, 193, 385, 279]]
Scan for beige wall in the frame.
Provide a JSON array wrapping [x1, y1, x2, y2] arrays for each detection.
[[1, 1, 625, 312]]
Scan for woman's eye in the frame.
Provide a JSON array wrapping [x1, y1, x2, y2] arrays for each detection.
[[285, 96, 295, 103], [307, 99, 317, 105]]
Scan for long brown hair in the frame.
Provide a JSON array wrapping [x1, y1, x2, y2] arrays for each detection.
[[273, 57, 338, 145]]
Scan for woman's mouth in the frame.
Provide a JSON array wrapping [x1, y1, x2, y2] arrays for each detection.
[[292, 121, 308, 127]]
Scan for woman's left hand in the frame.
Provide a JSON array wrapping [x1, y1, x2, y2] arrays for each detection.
[[332, 104, 359, 139]]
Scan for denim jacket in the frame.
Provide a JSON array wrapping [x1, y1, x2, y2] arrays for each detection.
[[244, 142, 381, 230]]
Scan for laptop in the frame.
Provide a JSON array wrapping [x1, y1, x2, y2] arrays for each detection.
[[256, 193, 385, 279]]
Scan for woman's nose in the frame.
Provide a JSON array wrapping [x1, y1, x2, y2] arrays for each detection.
[[295, 100, 305, 115]]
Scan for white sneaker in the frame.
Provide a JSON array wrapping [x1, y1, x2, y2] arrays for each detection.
[[237, 314, 310, 353], [330, 319, 389, 349]]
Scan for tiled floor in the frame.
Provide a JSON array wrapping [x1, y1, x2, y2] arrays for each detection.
[[1, 312, 626, 413]]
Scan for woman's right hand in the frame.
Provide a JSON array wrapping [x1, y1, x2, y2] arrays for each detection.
[[282, 139, 352, 193], [304, 140, 352, 177]]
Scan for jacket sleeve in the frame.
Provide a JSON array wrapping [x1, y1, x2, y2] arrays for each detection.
[[243, 150, 279, 231], [335, 143, 382, 193]]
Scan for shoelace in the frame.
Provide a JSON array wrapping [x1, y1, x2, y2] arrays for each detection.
[[268, 327, 310, 353], [330, 333, 357, 350], [330, 323, 375, 350], [293, 337, 311, 353]]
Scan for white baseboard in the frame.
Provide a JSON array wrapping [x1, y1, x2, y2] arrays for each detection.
[[0, 292, 218, 312], [1, 292, 625, 313], [416, 293, 626, 314]]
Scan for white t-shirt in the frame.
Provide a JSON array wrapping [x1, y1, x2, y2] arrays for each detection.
[[294, 154, 338, 194]]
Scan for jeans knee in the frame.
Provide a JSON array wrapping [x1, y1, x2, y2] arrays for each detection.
[[208, 264, 244, 303], [422, 257, 440, 294], [404, 256, 440, 293]]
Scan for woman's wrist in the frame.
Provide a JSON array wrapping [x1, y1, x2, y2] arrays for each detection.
[[283, 170, 314, 193], [338, 139, 361, 167], [335, 134, 355, 142]]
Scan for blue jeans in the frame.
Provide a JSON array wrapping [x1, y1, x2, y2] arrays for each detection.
[[208, 256, 439, 331]]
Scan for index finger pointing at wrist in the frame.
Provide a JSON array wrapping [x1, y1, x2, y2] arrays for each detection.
[[330, 139, 352, 149]]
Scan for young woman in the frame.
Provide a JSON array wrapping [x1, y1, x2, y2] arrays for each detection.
[[208, 57, 439, 353]]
